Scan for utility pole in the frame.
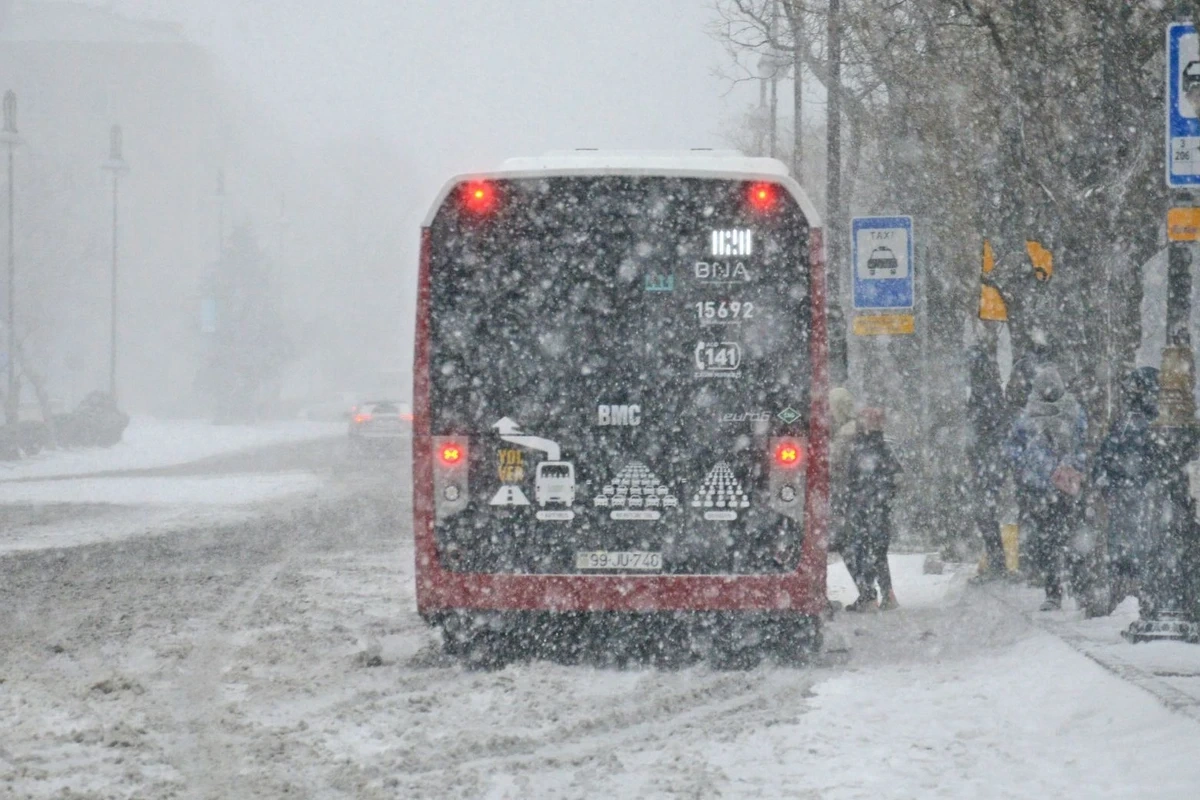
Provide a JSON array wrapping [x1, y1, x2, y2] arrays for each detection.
[[825, 0, 847, 384], [2, 91, 19, 427], [102, 125, 128, 403], [792, 27, 803, 183]]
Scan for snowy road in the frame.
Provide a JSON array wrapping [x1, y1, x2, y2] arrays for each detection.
[[2, 443, 1200, 799]]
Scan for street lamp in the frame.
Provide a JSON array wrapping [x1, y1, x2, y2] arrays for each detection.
[[102, 124, 128, 403], [2, 90, 20, 427]]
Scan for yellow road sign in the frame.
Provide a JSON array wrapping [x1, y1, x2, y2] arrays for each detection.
[[1026, 240, 1052, 280], [1168, 207, 1200, 241], [853, 314, 914, 336], [979, 239, 1008, 321]]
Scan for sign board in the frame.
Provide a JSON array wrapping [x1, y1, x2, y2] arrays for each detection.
[[852, 314, 914, 336], [1026, 240, 1053, 281], [979, 239, 1008, 322], [1168, 23, 1200, 187], [1169, 206, 1200, 241], [851, 216, 913, 310]]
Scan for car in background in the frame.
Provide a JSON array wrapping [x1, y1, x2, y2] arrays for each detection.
[[347, 400, 412, 456]]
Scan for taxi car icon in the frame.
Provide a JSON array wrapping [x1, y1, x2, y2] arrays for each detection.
[[867, 246, 900, 276]]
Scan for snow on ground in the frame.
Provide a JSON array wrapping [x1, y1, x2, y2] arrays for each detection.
[[0, 416, 343, 481], [0, 472, 322, 507], [3, 463, 1200, 799]]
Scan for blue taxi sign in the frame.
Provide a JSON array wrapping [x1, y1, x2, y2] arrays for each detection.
[[851, 216, 914, 310]]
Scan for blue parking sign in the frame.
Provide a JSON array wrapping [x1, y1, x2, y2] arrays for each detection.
[[851, 216, 913, 310]]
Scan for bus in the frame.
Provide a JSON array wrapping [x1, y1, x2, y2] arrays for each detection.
[[413, 151, 829, 666]]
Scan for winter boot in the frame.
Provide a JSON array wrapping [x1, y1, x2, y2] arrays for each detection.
[[879, 589, 900, 611], [1038, 596, 1062, 612], [845, 595, 878, 613]]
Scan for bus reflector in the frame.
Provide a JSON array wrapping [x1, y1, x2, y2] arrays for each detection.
[[440, 444, 465, 465], [747, 182, 777, 211]]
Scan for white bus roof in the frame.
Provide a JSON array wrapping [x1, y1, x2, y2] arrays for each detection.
[[423, 150, 822, 228]]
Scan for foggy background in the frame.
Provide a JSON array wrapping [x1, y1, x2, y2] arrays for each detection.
[[2, 0, 768, 418]]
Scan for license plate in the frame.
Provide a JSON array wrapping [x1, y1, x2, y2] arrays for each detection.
[[575, 551, 662, 571]]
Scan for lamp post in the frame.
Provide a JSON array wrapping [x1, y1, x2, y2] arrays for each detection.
[[102, 125, 128, 402], [2, 90, 19, 427]]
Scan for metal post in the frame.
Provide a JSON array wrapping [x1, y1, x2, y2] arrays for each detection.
[[2, 91, 18, 428], [825, 0, 847, 384], [109, 171, 118, 400], [102, 124, 128, 404], [5, 139, 13, 424], [1126, 11, 1200, 641], [792, 42, 803, 184]]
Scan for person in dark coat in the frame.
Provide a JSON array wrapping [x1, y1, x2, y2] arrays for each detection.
[[1005, 340, 1053, 579], [1005, 364, 1088, 610], [1090, 367, 1164, 615], [966, 344, 1008, 581], [844, 407, 903, 611]]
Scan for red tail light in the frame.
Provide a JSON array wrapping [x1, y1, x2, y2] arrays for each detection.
[[747, 182, 778, 212], [353, 413, 372, 424], [461, 181, 497, 214], [440, 443, 465, 465], [774, 440, 804, 468]]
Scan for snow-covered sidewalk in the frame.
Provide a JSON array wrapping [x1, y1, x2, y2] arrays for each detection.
[[0, 416, 343, 481]]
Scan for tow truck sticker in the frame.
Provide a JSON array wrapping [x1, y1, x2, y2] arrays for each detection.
[[490, 417, 575, 521]]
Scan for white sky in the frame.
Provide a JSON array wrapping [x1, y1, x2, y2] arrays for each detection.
[[114, 0, 764, 196]]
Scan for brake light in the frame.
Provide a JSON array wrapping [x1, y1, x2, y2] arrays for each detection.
[[353, 413, 372, 424], [747, 182, 778, 212], [461, 181, 497, 213], [440, 443, 464, 465], [774, 440, 804, 468]]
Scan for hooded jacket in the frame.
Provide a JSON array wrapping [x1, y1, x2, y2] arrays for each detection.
[[1005, 366, 1087, 494]]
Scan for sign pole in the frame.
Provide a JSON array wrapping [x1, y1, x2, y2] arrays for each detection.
[[1126, 20, 1200, 643]]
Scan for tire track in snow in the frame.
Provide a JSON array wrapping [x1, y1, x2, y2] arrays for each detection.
[[166, 560, 287, 799]]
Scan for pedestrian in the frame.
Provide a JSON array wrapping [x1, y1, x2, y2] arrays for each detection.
[[1005, 339, 1053, 580], [1005, 364, 1088, 611], [966, 344, 1008, 582], [844, 406, 903, 612], [828, 387, 859, 550], [1090, 367, 1164, 616]]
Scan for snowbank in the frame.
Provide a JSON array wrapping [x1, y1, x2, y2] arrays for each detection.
[[0, 417, 343, 480]]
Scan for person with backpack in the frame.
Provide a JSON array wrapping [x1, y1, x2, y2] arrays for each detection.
[[1005, 364, 1088, 611], [844, 407, 903, 612], [1089, 367, 1164, 616]]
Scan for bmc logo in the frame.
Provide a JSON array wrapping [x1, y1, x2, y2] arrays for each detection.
[[597, 405, 641, 426]]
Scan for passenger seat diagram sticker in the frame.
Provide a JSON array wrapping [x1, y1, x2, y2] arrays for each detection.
[[592, 461, 679, 521], [692, 461, 750, 521], [490, 417, 575, 520]]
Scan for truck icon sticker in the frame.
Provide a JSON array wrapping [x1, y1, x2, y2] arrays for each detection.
[[491, 416, 576, 521]]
